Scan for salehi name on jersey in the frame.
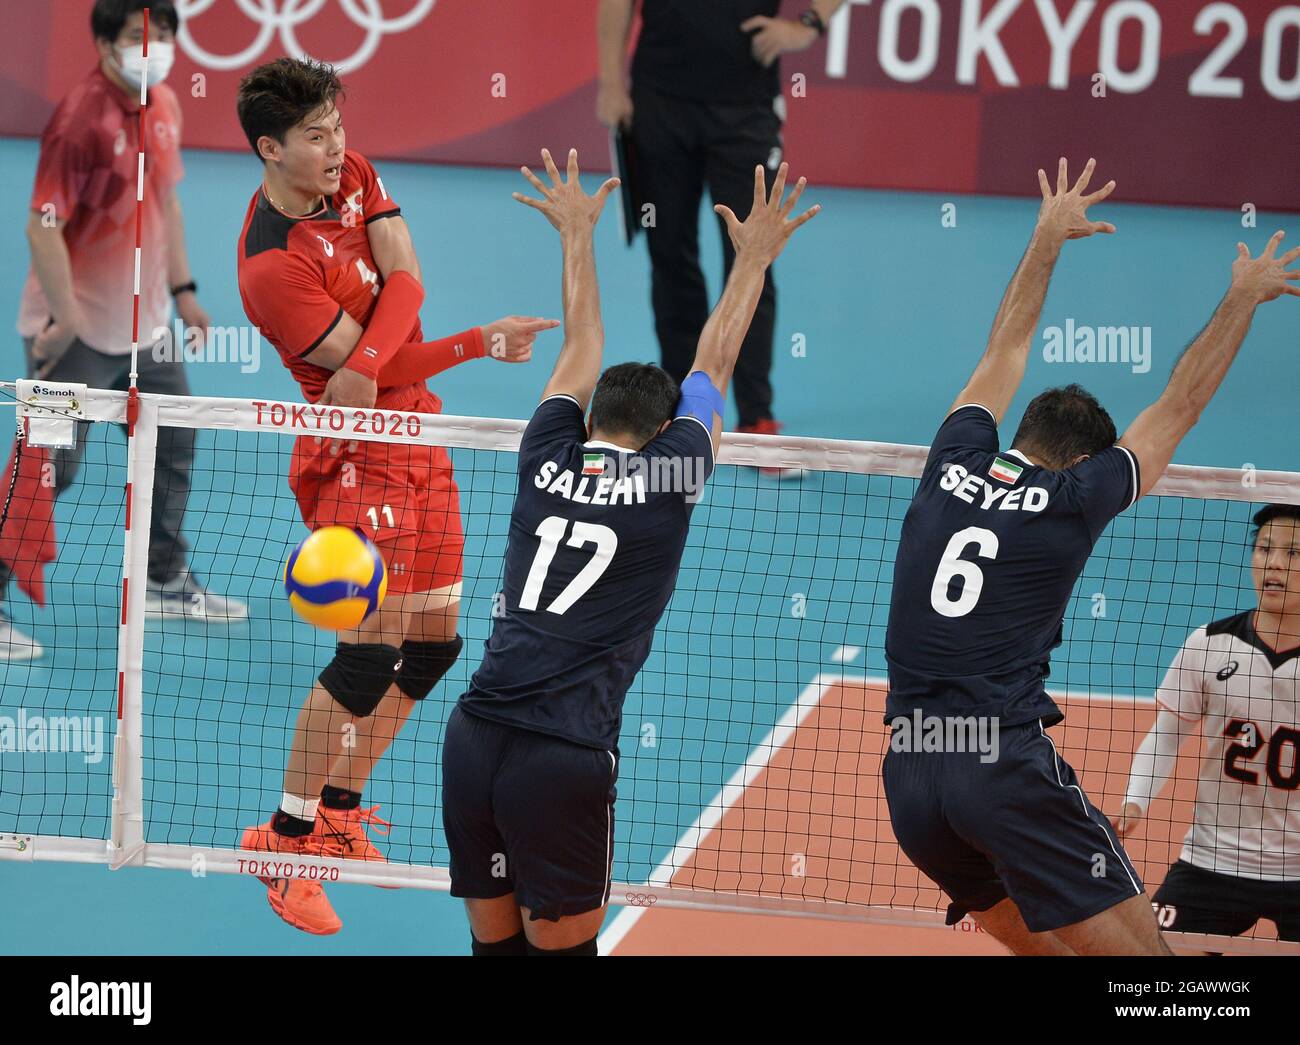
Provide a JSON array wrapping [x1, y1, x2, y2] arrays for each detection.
[[533, 460, 647, 506], [939, 462, 1049, 512]]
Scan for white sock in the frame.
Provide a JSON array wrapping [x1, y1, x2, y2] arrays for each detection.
[[280, 793, 319, 822]]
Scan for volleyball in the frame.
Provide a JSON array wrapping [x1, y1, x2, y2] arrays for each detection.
[[283, 526, 388, 631]]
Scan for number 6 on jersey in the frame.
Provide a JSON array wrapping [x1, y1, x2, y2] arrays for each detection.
[[930, 526, 999, 618]]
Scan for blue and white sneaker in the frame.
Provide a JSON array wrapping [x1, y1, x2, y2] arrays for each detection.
[[144, 572, 248, 622]]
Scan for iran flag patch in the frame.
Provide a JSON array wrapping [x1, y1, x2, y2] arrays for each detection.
[[989, 457, 1023, 484], [582, 453, 605, 476]]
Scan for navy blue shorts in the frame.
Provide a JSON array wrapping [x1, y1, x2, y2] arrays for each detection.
[[882, 717, 1144, 933], [441, 704, 619, 922], [1153, 860, 1300, 942]]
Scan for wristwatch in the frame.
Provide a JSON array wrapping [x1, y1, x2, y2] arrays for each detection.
[[799, 8, 826, 36], [171, 280, 197, 298]]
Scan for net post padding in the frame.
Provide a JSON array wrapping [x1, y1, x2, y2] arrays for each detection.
[[109, 396, 156, 870]]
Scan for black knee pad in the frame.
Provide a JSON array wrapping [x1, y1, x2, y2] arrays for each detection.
[[319, 642, 402, 717], [395, 634, 463, 701], [471, 931, 527, 956]]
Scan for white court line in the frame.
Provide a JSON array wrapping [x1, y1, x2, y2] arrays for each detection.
[[829, 645, 862, 664], [599, 674, 1159, 954], [599, 673, 851, 954]]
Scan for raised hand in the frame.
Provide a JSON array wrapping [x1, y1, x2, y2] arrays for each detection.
[[513, 148, 620, 237], [713, 163, 820, 268], [1231, 230, 1300, 304], [480, 315, 561, 363], [1036, 157, 1116, 241]]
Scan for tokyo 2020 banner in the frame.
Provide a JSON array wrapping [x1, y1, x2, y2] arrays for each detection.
[[2, 0, 1297, 210]]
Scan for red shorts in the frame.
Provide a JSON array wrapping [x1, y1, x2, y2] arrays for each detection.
[[288, 392, 464, 596]]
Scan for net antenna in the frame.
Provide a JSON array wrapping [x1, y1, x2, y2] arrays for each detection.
[[111, 5, 154, 867], [127, 6, 150, 406]]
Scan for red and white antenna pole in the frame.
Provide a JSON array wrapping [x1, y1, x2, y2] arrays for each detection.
[[126, 6, 150, 435], [111, 7, 153, 864]]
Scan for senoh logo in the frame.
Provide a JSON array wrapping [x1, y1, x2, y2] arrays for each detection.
[[175, 0, 437, 74], [1217, 661, 1240, 681]]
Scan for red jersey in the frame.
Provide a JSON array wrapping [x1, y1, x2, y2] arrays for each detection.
[[236, 149, 434, 411], [17, 66, 183, 354]]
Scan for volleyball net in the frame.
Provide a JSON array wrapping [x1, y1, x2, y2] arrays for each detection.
[[0, 384, 1297, 955]]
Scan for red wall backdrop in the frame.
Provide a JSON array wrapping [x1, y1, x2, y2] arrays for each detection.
[[2, 0, 1297, 210]]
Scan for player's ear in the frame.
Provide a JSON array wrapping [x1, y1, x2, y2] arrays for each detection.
[[1071, 453, 1090, 467]]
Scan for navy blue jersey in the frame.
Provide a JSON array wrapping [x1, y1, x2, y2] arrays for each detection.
[[460, 393, 715, 750], [885, 404, 1140, 727]]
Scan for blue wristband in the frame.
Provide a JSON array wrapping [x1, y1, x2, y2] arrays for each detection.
[[676, 371, 724, 428]]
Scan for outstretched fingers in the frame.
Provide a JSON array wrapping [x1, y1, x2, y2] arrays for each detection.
[[541, 148, 563, 186], [768, 162, 789, 208], [786, 202, 822, 233], [1085, 179, 1117, 206], [752, 165, 767, 212], [594, 176, 621, 205], [1263, 229, 1286, 258], [1072, 157, 1096, 195], [519, 165, 552, 199], [780, 176, 809, 218], [511, 190, 549, 212], [1056, 156, 1068, 194]]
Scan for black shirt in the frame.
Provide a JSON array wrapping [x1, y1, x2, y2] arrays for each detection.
[[459, 394, 716, 751], [632, 0, 782, 103], [885, 405, 1140, 728]]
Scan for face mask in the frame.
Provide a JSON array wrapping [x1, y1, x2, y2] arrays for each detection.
[[114, 41, 174, 89]]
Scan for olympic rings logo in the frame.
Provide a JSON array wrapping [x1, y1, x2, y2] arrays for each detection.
[[175, 0, 436, 74], [624, 892, 658, 908]]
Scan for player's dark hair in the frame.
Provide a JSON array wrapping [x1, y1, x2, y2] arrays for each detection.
[[1010, 384, 1117, 470], [91, 0, 178, 42], [590, 363, 679, 446], [236, 58, 345, 159], [1252, 503, 1300, 544]]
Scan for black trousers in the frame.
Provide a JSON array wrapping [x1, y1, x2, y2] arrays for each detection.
[[631, 86, 782, 427], [0, 336, 194, 601]]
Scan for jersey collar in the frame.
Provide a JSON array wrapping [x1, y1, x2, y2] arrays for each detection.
[[584, 439, 638, 454], [1245, 611, 1300, 670], [1003, 449, 1034, 466], [258, 186, 339, 223]]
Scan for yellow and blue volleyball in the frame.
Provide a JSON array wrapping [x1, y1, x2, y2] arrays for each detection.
[[284, 526, 388, 630]]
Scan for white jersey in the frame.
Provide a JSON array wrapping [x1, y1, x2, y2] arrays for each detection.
[[1156, 611, 1300, 880]]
